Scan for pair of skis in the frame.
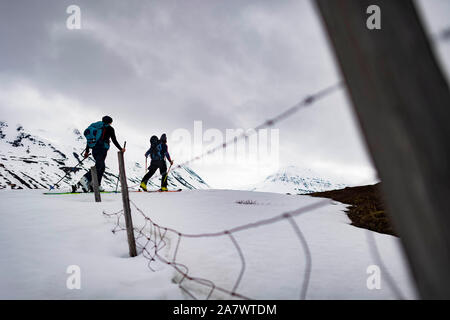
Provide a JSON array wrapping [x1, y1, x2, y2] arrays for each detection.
[[44, 191, 118, 195], [44, 189, 182, 195], [134, 189, 182, 193]]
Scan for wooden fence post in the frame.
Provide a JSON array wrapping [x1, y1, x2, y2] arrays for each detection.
[[315, 0, 450, 298], [90, 166, 101, 203], [118, 150, 137, 257]]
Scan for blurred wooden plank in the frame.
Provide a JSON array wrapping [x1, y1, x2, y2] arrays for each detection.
[[315, 0, 450, 299]]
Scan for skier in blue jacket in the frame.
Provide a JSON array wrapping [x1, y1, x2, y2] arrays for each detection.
[[73, 116, 125, 192], [140, 133, 173, 191]]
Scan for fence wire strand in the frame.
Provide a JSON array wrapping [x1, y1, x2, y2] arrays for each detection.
[[175, 82, 343, 170], [103, 199, 330, 300]]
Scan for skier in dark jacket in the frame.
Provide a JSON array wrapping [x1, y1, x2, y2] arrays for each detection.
[[140, 133, 173, 191], [74, 116, 125, 192]]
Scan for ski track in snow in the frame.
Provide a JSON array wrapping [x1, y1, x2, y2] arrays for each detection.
[[0, 189, 418, 299]]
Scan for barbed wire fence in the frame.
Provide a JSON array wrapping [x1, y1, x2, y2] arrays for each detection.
[[102, 80, 409, 300], [103, 200, 329, 300]]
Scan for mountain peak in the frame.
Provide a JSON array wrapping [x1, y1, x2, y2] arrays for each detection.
[[252, 165, 345, 194], [0, 123, 209, 191]]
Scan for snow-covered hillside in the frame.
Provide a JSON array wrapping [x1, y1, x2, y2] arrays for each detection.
[[0, 121, 209, 191], [0, 189, 417, 299], [250, 166, 345, 194]]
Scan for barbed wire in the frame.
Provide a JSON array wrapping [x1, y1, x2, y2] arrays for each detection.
[[174, 82, 343, 170], [103, 199, 330, 300], [128, 82, 342, 189]]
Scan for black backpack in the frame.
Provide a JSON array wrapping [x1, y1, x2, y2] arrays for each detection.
[[149, 135, 163, 160]]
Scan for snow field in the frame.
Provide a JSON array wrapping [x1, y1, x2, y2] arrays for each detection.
[[0, 189, 417, 299]]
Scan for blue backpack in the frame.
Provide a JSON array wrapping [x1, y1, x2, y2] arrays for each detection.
[[149, 136, 164, 160], [152, 143, 164, 160], [84, 121, 110, 149]]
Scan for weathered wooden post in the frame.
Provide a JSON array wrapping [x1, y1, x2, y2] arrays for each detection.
[[315, 0, 450, 298], [90, 166, 101, 203], [118, 147, 137, 257]]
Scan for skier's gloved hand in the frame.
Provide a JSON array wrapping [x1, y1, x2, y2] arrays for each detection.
[[121, 148, 126, 153], [170, 160, 174, 165], [83, 150, 90, 159]]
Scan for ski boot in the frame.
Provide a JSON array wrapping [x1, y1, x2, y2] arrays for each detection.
[[140, 182, 147, 192]]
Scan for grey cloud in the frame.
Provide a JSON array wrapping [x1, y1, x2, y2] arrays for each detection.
[[1, 0, 447, 187]]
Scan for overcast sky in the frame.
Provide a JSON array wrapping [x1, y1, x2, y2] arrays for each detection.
[[1, 0, 449, 188]]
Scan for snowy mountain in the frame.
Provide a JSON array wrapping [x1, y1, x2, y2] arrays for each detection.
[[0, 121, 209, 191], [250, 166, 345, 194]]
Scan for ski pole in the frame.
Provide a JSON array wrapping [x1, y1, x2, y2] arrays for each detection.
[[49, 148, 88, 190], [115, 141, 126, 193], [163, 162, 173, 185]]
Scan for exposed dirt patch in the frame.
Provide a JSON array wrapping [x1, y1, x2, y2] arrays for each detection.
[[236, 200, 258, 205], [310, 183, 397, 237]]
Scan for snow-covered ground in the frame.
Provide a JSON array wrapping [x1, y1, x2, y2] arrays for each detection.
[[0, 189, 417, 299]]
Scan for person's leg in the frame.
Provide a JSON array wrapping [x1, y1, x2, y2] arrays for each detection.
[[76, 147, 106, 192], [84, 148, 103, 185], [160, 161, 168, 189], [94, 148, 107, 185], [142, 161, 158, 184]]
